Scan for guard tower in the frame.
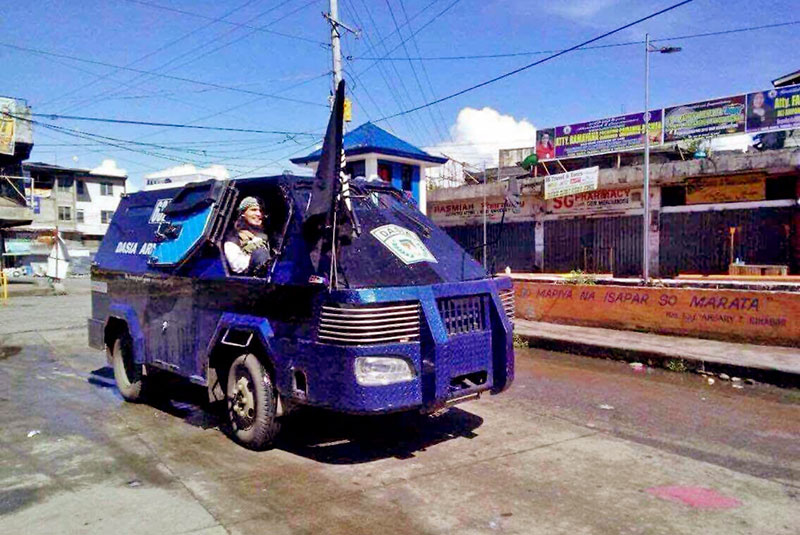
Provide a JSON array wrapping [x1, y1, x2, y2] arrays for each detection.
[[291, 122, 447, 214]]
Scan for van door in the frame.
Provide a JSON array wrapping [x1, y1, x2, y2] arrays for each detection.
[[148, 179, 236, 269], [145, 180, 235, 378]]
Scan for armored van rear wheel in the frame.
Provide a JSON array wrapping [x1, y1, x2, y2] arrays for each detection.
[[112, 334, 146, 402], [226, 354, 280, 449]]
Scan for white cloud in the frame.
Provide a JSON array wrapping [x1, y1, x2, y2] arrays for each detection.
[[144, 164, 230, 180], [427, 107, 536, 168], [534, 0, 621, 20], [90, 159, 126, 177]]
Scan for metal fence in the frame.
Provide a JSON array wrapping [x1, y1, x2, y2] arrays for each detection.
[[544, 216, 642, 276], [659, 207, 794, 276]]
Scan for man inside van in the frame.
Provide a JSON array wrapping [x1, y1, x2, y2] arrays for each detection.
[[224, 196, 271, 276]]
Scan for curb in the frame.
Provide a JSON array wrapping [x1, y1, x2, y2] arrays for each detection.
[[517, 333, 800, 389]]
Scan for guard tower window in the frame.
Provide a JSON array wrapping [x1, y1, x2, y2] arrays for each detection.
[[401, 164, 413, 192], [378, 163, 392, 183], [344, 160, 365, 179]]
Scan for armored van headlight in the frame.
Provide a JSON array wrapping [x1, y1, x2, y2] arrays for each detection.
[[355, 356, 415, 386]]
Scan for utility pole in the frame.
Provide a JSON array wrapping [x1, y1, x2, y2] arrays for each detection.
[[642, 34, 681, 283], [324, 1, 358, 98], [482, 161, 487, 270], [643, 33, 651, 284]]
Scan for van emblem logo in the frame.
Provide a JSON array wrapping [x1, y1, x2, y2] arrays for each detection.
[[149, 198, 171, 224], [370, 224, 437, 265]]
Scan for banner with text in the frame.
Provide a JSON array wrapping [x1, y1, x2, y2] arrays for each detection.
[[663, 95, 746, 141], [685, 174, 766, 205], [547, 188, 641, 214], [746, 86, 800, 134], [428, 195, 537, 227], [544, 166, 599, 200], [554, 111, 662, 159]]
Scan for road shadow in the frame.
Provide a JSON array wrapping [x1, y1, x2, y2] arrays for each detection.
[[275, 406, 483, 464], [88, 366, 484, 463], [89, 366, 223, 429]]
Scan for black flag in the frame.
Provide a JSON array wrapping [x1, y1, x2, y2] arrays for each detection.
[[304, 80, 346, 276], [307, 80, 345, 222]]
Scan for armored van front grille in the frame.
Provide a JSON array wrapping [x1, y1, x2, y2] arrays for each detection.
[[437, 295, 486, 336], [318, 302, 420, 345], [499, 289, 515, 323]]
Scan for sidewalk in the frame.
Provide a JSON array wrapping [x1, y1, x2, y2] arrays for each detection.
[[2, 277, 91, 298], [514, 318, 800, 376]]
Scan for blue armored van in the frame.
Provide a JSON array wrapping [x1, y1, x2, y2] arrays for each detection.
[[88, 83, 514, 449]]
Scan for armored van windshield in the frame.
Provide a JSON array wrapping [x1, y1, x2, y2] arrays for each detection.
[[88, 82, 514, 450]]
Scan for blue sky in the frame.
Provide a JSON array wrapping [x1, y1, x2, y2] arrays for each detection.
[[2, 0, 798, 188]]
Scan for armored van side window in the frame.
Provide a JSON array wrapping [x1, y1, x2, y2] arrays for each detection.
[[220, 183, 293, 279]]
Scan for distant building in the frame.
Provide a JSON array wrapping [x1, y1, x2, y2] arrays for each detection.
[[143, 164, 229, 191], [291, 122, 447, 214], [0, 96, 34, 231], [2, 162, 127, 275]]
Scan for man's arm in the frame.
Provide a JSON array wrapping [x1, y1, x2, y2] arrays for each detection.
[[224, 241, 250, 273]]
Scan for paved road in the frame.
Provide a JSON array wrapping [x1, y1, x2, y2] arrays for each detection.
[[0, 290, 798, 534]]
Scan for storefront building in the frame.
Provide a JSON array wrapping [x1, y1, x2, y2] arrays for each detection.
[[428, 148, 800, 277]]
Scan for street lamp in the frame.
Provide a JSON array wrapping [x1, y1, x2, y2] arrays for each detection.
[[643, 34, 681, 283]]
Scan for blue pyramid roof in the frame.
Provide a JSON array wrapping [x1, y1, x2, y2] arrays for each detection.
[[290, 122, 447, 165]]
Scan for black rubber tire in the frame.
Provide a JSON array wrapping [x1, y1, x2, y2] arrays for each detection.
[[112, 334, 146, 402], [226, 354, 280, 450]]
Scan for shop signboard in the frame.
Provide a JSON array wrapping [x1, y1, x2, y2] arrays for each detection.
[[428, 195, 537, 227], [544, 166, 599, 200], [4, 239, 32, 254], [554, 112, 662, 159], [685, 174, 766, 205], [746, 86, 800, 133], [547, 188, 641, 214], [0, 97, 15, 156], [664, 95, 746, 141]]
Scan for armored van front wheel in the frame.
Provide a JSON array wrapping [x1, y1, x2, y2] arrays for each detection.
[[226, 354, 280, 449], [111, 334, 146, 402]]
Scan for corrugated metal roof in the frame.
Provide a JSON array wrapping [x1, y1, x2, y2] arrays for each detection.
[[291, 122, 447, 165]]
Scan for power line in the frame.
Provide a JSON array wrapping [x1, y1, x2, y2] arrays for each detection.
[[357, 0, 431, 144], [348, 0, 439, 63], [230, 138, 322, 178], [384, 0, 447, 143], [28, 118, 237, 168], [127, 71, 330, 143], [374, 0, 694, 123], [354, 0, 462, 79], [121, 0, 328, 46], [58, 0, 311, 115], [341, 0, 424, 140], [27, 112, 321, 136], [39, 0, 261, 109], [0, 42, 328, 108], [398, 0, 450, 142], [351, 20, 800, 61]]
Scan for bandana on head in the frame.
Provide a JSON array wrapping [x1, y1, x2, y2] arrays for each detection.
[[238, 196, 260, 215]]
